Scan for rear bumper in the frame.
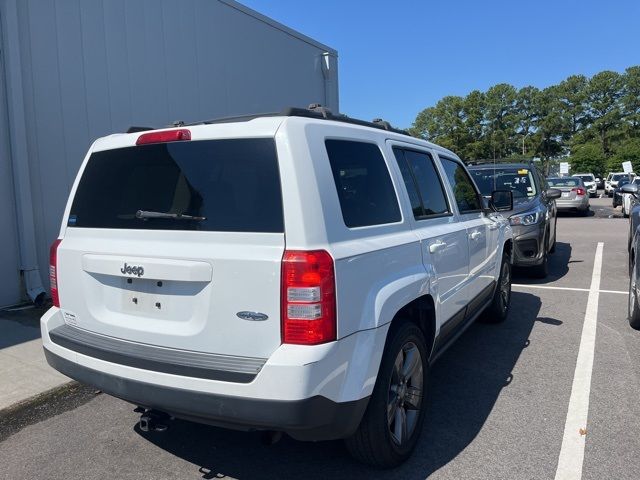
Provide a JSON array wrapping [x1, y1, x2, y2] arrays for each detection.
[[556, 198, 589, 211], [44, 348, 367, 441], [41, 307, 385, 440]]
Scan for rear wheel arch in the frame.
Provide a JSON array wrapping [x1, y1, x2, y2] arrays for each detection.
[[385, 295, 436, 360]]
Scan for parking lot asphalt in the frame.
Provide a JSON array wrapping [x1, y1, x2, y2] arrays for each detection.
[[2, 196, 639, 480]]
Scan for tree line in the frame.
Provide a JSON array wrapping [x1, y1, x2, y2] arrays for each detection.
[[408, 66, 640, 176]]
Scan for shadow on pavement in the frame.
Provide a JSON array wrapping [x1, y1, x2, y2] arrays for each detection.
[[513, 241, 571, 285], [134, 291, 544, 479], [0, 305, 47, 349], [556, 209, 594, 218]]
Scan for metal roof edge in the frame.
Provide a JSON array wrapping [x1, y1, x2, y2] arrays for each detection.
[[218, 0, 338, 55]]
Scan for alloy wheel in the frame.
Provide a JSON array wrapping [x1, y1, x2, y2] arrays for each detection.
[[387, 342, 423, 446], [500, 261, 511, 313]]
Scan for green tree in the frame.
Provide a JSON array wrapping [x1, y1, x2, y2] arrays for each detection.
[[530, 86, 565, 173], [484, 83, 518, 158], [583, 71, 624, 155], [621, 66, 640, 136], [515, 86, 540, 156], [556, 74, 589, 138], [610, 138, 640, 172], [462, 90, 489, 159], [568, 142, 606, 177], [409, 65, 638, 170]]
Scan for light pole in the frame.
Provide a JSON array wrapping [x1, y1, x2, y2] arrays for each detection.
[[521, 132, 529, 156]]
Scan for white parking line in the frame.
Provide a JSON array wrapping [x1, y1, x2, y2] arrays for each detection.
[[512, 284, 626, 295], [554, 242, 604, 480], [513, 284, 589, 293], [598, 289, 628, 295]]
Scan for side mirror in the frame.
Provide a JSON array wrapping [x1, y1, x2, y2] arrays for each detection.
[[621, 183, 639, 195], [546, 188, 562, 200], [490, 190, 513, 212]]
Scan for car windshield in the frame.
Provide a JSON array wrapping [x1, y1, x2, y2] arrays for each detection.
[[470, 167, 537, 198], [613, 174, 629, 181], [575, 175, 594, 181], [548, 177, 580, 187]]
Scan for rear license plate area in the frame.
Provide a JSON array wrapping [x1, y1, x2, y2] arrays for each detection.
[[121, 277, 169, 316]]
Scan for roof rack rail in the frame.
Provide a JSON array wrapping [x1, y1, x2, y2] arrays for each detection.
[[181, 104, 412, 137], [278, 104, 411, 136], [465, 158, 536, 166], [372, 118, 393, 130]]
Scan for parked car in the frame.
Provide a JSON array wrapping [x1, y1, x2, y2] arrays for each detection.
[[626, 186, 640, 329], [606, 172, 632, 196], [623, 183, 640, 253], [573, 173, 598, 197], [613, 178, 632, 209], [546, 177, 590, 215], [468, 162, 560, 278], [621, 178, 640, 218], [41, 106, 515, 468]]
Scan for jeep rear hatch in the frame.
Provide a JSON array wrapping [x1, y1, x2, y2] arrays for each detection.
[[56, 137, 285, 360]]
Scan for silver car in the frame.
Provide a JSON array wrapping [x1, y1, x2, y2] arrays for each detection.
[[547, 177, 590, 215]]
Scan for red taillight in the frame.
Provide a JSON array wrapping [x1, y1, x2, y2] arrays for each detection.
[[49, 239, 62, 307], [136, 129, 191, 145], [572, 187, 586, 196], [281, 250, 336, 345]]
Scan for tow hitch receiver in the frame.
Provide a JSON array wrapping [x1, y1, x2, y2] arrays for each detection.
[[138, 409, 171, 432]]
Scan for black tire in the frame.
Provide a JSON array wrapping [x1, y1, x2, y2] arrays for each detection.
[[629, 259, 640, 330], [345, 323, 428, 468], [531, 235, 549, 279], [549, 220, 557, 254], [480, 253, 512, 323]]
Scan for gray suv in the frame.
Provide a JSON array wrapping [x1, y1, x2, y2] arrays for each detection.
[[468, 162, 561, 278]]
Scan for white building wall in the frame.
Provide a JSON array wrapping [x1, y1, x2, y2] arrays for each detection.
[[0, 0, 338, 305]]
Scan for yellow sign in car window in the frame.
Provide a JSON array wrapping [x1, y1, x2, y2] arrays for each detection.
[[518, 169, 529, 175]]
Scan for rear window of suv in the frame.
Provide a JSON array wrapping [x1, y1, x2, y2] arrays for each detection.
[[68, 138, 284, 232]]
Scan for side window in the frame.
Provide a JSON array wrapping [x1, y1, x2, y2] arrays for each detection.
[[393, 148, 450, 219], [440, 157, 482, 214], [538, 169, 549, 191], [393, 149, 424, 218], [325, 139, 401, 228]]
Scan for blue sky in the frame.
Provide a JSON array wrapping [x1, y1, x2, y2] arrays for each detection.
[[240, 0, 640, 129]]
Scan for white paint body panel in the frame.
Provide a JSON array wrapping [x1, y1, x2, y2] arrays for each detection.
[[43, 115, 512, 405]]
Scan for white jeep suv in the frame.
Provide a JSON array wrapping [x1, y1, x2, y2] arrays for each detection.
[[42, 106, 513, 467]]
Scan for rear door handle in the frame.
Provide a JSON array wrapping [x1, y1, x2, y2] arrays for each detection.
[[429, 240, 447, 254], [469, 230, 482, 240]]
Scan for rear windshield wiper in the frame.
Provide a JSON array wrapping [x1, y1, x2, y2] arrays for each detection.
[[135, 210, 206, 221]]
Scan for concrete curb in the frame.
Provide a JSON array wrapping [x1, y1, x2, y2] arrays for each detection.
[[0, 381, 99, 442]]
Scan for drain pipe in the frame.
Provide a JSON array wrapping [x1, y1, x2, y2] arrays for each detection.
[[321, 52, 339, 113], [1, 0, 46, 305]]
